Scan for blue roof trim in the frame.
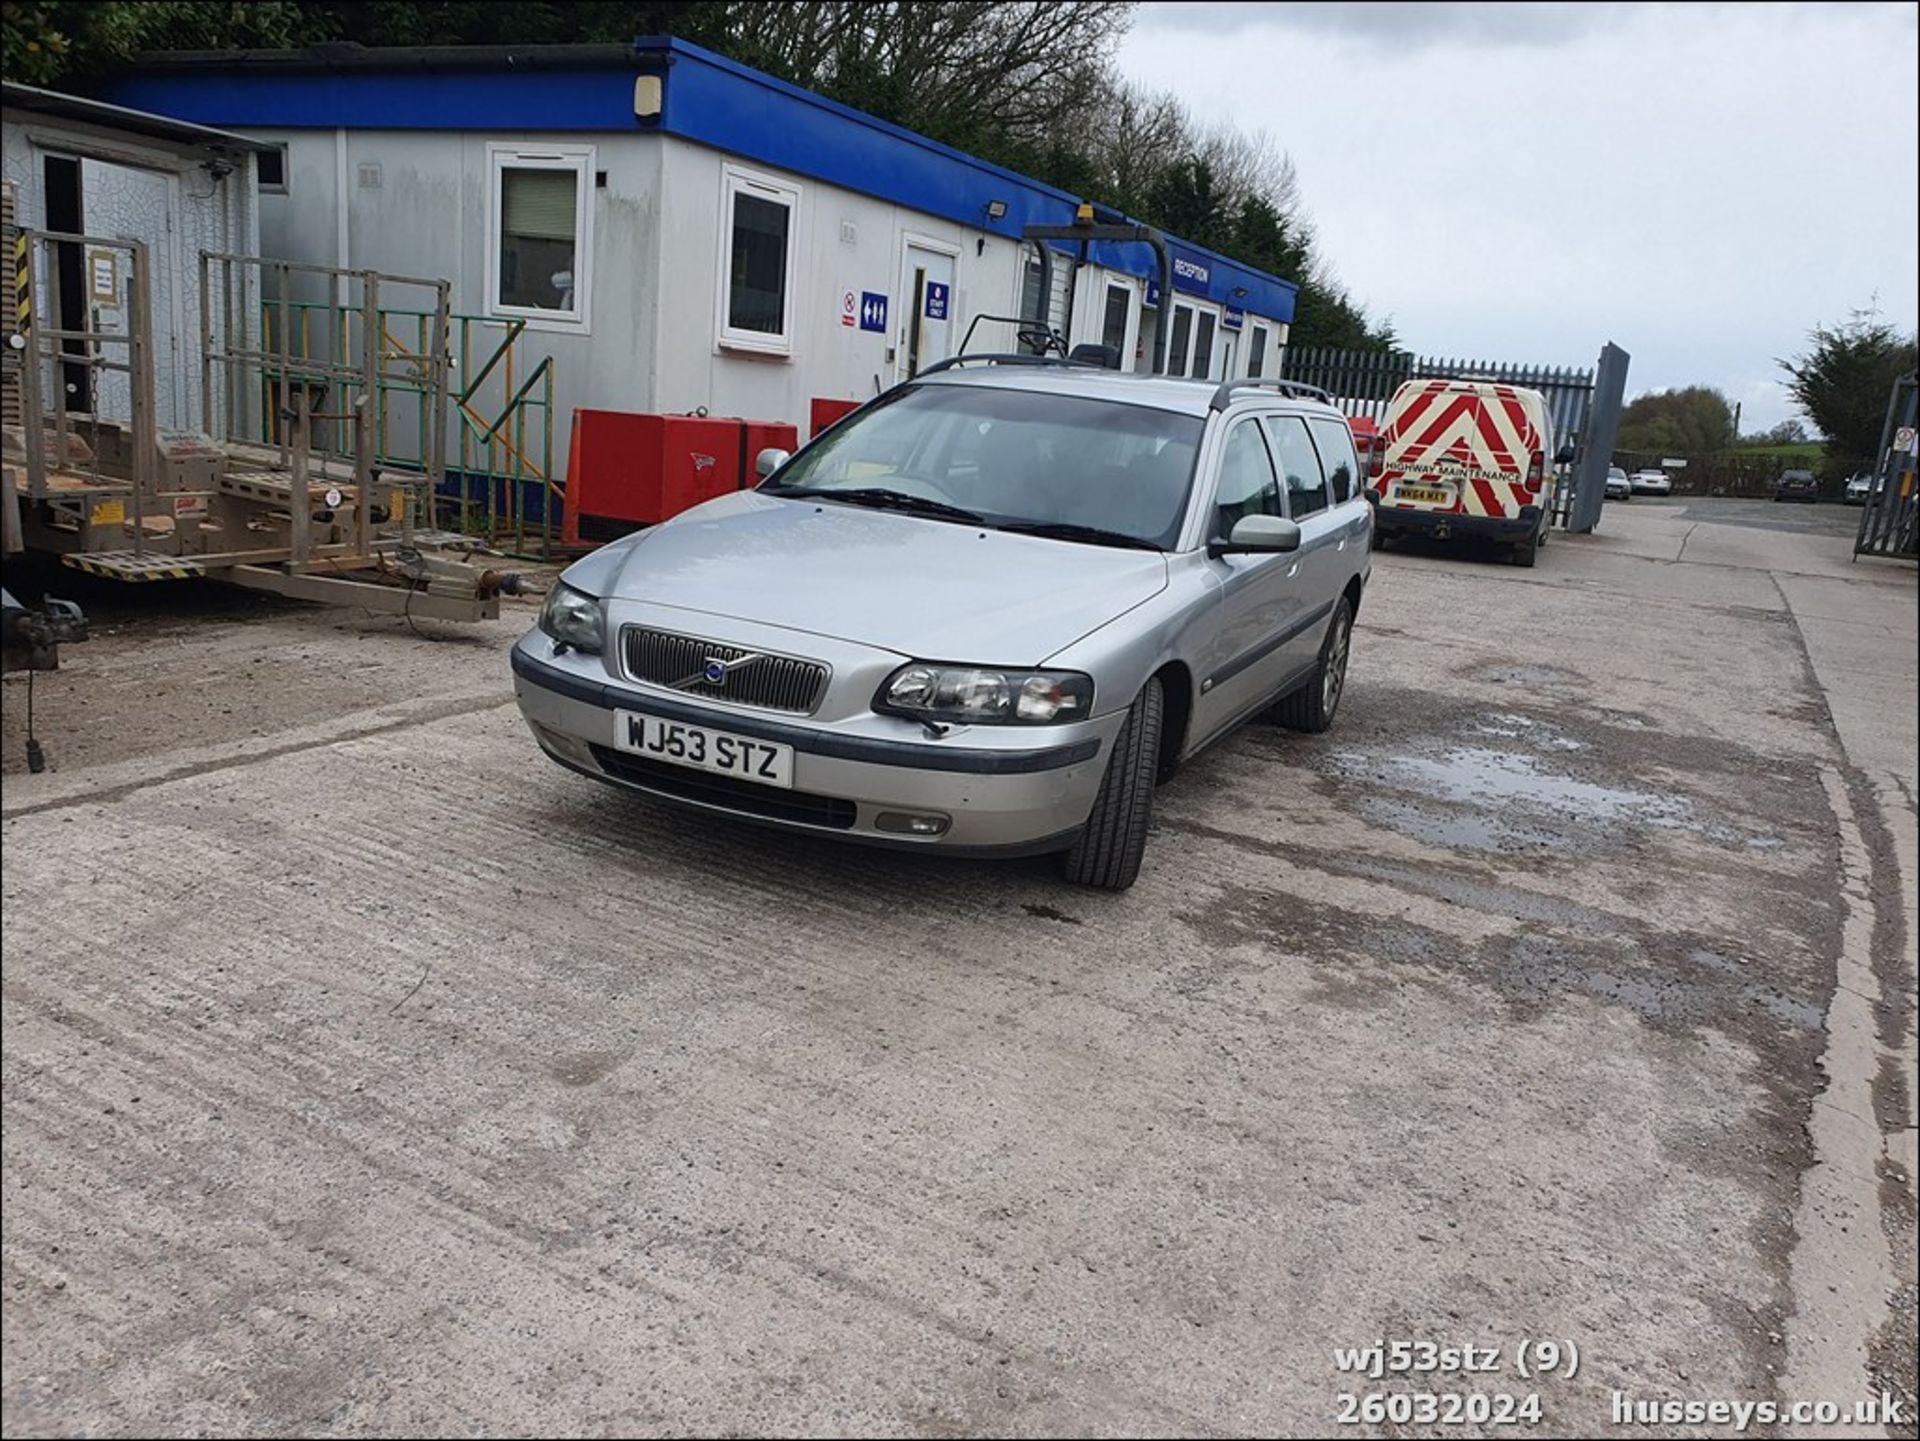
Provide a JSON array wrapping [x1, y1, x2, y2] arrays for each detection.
[[103, 36, 1296, 324], [107, 68, 644, 133]]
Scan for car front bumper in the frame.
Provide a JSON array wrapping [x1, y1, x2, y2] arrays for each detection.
[[1373, 503, 1540, 542], [511, 638, 1120, 854]]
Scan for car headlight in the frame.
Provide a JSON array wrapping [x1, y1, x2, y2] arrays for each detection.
[[538, 582, 605, 653], [876, 663, 1094, 725]]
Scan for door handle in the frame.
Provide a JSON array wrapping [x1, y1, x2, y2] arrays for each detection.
[[1287, 562, 1300, 578]]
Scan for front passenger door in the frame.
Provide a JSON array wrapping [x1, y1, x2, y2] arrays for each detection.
[[1264, 415, 1345, 674], [1190, 419, 1306, 746]]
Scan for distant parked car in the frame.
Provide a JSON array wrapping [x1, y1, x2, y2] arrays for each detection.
[[1628, 468, 1673, 496], [1774, 469, 1820, 503], [1604, 466, 1632, 500], [1843, 471, 1876, 505]]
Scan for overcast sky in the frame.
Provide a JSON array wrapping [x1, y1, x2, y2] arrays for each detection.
[[1116, 1, 1919, 431]]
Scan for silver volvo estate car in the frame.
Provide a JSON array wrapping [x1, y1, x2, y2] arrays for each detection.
[[512, 358, 1373, 890]]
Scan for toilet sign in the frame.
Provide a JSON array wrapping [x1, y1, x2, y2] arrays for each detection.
[[841, 289, 857, 327], [859, 291, 888, 333], [924, 281, 949, 320]]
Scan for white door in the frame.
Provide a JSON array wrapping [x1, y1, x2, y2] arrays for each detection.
[[1098, 280, 1137, 367], [897, 238, 957, 381], [80, 157, 183, 428]]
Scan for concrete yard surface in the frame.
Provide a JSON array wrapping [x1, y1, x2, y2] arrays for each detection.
[[2, 497, 1916, 1437]]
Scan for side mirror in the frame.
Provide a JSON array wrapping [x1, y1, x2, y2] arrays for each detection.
[[1208, 513, 1301, 559], [755, 447, 791, 479], [1555, 444, 1577, 465]]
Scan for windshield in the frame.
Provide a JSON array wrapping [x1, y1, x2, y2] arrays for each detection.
[[762, 384, 1204, 549]]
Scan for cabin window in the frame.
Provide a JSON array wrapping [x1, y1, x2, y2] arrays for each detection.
[[257, 145, 287, 193], [1248, 323, 1269, 379], [719, 165, 800, 355], [487, 143, 593, 327]]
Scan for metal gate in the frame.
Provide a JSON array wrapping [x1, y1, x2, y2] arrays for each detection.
[[1280, 344, 1623, 529], [1854, 371, 1918, 561]]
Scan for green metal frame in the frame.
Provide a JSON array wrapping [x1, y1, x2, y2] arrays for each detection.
[[258, 301, 557, 556]]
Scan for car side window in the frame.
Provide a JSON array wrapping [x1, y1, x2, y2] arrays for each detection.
[[1212, 420, 1283, 538], [1305, 416, 1358, 504], [1265, 415, 1329, 517]]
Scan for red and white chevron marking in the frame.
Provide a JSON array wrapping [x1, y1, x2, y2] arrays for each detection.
[[1376, 380, 1543, 517]]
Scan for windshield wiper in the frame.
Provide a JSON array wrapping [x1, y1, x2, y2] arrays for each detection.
[[767, 485, 987, 525], [993, 521, 1162, 551]]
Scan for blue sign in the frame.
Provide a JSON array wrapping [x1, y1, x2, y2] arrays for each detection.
[[1147, 279, 1161, 307], [924, 281, 949, 321], [859, 291, 888, 333], [1222, 305, 1244, 331]]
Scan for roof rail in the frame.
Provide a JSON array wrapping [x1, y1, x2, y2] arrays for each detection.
[[916, 353, 1106, 378], [1207, 378, 1337, 412]]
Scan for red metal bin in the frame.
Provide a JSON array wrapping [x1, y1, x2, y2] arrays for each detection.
[[563, 410, 799, 544]]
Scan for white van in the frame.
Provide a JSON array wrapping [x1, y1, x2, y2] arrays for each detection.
[[1368, 378, 1572, 566]]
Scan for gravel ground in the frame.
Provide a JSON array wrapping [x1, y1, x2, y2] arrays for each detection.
[[3, 502, 1914, 1437]]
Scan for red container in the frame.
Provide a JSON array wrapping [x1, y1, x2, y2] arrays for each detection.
[[810, 397, 862, 438], [564, 410, 799, 543]]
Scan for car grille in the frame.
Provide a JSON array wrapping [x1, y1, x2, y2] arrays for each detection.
[[588, 746, 856, 829], [621, 627, 828, 714]]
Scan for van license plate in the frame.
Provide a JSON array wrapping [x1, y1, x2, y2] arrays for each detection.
[[1395, 485, 1454, 505], [613, 711, 794, 789]]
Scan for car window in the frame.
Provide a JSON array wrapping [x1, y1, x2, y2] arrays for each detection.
[[762, 383, 1205, 549], [1305, 416, 1358, 504], [1212, 420, 1283, 537], [1264, 415, 1330, 517]]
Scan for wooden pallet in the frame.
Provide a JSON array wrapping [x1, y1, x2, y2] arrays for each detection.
[[61, 550, 206, 582]]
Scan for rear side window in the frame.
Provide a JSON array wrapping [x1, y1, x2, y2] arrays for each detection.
[[1213, 421, 1282, 537], [1305, 416, 1358, 503], [1265, 416, 1329, 517]]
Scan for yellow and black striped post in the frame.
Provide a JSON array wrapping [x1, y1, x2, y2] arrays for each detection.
[[12, 231, 29, 334]]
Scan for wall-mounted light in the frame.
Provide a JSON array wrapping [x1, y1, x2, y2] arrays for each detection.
[[1232, 285, 1249, 298], [984, 199, 1008, 221], [634, 74, 663, 122]]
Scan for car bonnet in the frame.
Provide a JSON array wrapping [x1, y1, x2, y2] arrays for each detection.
[[587, 490, 1171, 666]]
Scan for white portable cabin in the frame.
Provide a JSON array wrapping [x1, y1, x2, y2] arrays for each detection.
[[109, 39, 1299, 480]]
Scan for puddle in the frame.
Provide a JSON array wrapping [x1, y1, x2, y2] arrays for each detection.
[[1335, 746, 1781, 851], [1352, 746, 1691, 822]]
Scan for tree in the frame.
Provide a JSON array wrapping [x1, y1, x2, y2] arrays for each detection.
[[1, 0, 309, 85], [1738, 419, 1810, 447], [1779, 313, 1918, 464], [1615, 386, 1738, 455]]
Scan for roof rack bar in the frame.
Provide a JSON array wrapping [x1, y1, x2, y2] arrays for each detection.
[[916, 353, 1105, 378], [1207, 377, 1335, 412]]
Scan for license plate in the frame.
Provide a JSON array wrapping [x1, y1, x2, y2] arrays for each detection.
[[1394, 485, 1454, 505], [613, 711, 794, 789]]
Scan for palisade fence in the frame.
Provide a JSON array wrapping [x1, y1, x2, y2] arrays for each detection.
[[1279, 347, 1597, 446]]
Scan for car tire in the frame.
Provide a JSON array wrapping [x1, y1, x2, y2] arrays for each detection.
[[1273, 596, 1353, 734], [1061, 674, 1164, 892]]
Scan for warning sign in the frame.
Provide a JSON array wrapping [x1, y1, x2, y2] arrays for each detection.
[[841, 289, 857, 328], [1896, 425, 1916, 455]]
